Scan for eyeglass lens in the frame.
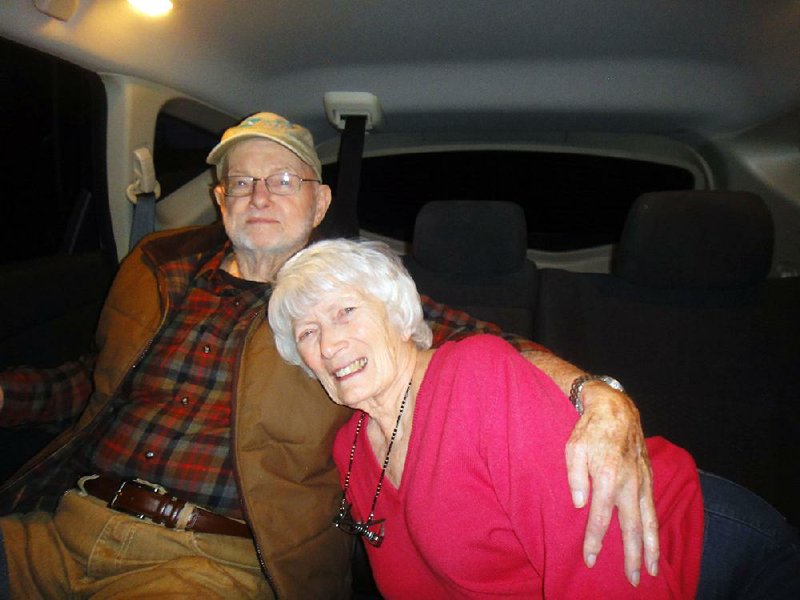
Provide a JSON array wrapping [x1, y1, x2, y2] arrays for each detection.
[[222, 173, 311, 196]]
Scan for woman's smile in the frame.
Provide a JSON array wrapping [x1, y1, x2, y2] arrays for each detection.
[[333, 357, 368, 380]]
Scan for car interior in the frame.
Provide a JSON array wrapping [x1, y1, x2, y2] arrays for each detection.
[[1, 0, 799, 594]]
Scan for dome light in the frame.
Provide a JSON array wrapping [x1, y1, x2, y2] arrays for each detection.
[[128, 0, 173, 17]]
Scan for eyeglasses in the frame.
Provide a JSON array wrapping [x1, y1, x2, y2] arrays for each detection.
[[220, 172, 320, 197], [333, 500, 385, 547]]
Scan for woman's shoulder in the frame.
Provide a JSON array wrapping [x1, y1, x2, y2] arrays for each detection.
[[431, 334, 560, 401]]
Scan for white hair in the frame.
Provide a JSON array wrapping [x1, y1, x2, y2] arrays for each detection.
[[268, 238, 433, 376]]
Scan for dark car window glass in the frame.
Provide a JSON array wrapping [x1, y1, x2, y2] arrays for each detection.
[[323, 151, 694, 251], [0, 37, 110, 264], [153, 110, 219, 198]]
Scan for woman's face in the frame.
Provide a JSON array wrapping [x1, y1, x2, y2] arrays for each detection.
[[292, 286, 411, 412]]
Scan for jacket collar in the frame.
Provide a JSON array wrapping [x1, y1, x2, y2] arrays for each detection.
[[140, 221, 229, 267]]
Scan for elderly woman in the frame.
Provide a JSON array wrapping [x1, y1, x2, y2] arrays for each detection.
[[269, 239, 799, 599]]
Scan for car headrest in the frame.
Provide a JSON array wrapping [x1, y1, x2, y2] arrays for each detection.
[[412, 200, 529, 275], [615, 190, 774, 289]]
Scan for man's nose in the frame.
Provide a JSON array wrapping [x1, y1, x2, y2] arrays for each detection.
[[249, 179, 273, 208]]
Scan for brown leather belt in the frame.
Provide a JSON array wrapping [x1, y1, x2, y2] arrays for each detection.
[[81, 475, 252, 539]]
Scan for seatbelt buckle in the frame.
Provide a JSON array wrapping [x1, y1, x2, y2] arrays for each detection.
[[323, 91, 384, 131], [126, 147, 161, 204]]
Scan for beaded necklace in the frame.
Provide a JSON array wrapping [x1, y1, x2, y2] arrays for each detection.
[[333, 379, 412, 547]]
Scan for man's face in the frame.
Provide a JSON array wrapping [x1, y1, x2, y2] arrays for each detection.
[[214, 139, 331, 257]]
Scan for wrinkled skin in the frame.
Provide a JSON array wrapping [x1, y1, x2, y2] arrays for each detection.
[[524, 350, 658, 587], [569, 382, 658, 587]]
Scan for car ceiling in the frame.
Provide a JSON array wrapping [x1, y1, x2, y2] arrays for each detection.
[[2, 0, 800, 145]]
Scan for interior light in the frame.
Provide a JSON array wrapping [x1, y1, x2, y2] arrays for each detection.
[[128, 0, 173, 17]]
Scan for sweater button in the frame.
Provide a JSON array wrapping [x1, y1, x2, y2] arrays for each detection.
[[145, 451, 155, 459]]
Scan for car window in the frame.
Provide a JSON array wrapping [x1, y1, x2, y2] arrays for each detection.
[[0, 36, 111, 264], [154, 109, 219, 199], [323, 150, 694, 251]]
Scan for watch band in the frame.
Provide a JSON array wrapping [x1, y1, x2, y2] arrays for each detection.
[[568, 374, 625, 415]]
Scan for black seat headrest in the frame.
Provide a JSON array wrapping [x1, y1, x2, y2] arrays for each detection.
[[412, 200, 528, 275], [615, 190, 774, 289]]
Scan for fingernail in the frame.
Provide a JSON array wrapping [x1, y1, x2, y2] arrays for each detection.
[[585, 553, 596, 568], [572, 490, 585, 507], [629, 570, 640, 587], [648, 560, 658, 576]]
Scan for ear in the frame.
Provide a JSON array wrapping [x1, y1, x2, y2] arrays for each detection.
[[213, 184, 224, 207], [312, 184, 333, 228]]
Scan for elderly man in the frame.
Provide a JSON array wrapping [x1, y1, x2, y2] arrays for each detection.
[[0, 113, 656, 598]]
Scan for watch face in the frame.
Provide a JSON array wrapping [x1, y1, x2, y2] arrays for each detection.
[[599, 376, 624, 392]]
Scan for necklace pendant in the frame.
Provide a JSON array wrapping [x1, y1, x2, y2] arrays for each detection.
[[333, 379, 412, 548], [333, 501, 386, 547]]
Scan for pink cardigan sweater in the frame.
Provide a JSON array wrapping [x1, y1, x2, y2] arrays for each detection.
[[333, 335, 703, 599]]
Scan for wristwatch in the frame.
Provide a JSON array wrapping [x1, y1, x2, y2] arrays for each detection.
[[568, 374, 625, 415]]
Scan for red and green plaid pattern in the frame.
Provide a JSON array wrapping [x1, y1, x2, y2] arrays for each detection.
[[0, 354, 96, 429], [91, 255, 269, 518]]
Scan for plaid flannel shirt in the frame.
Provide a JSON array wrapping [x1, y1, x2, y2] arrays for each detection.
[[89, 249, 269, 518]]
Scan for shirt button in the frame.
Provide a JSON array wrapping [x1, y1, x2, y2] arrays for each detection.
[[234, 299, 241, 307], [145, 451, 155, 459], [181, 397, 189, 406], [203, 345, 211, 354]]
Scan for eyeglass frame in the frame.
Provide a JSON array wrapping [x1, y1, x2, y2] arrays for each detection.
[[332, 499, 385, 547], [219, 172, 321, 197]]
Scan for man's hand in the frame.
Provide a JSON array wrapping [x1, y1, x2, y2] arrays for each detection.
[[521, 350, 658, 587], [567, 381, 659, 587]]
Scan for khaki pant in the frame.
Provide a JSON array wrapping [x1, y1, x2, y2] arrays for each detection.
[[0, 489, 272, 599]]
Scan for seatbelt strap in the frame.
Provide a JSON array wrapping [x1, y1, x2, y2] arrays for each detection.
[[126, 147, 161, 251], [321, 92, 384, 239], [129, 191, 157, 251], [332, 115, 367, 238]]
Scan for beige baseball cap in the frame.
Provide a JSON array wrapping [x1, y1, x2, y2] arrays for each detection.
[[206, 112, 322, 179]]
